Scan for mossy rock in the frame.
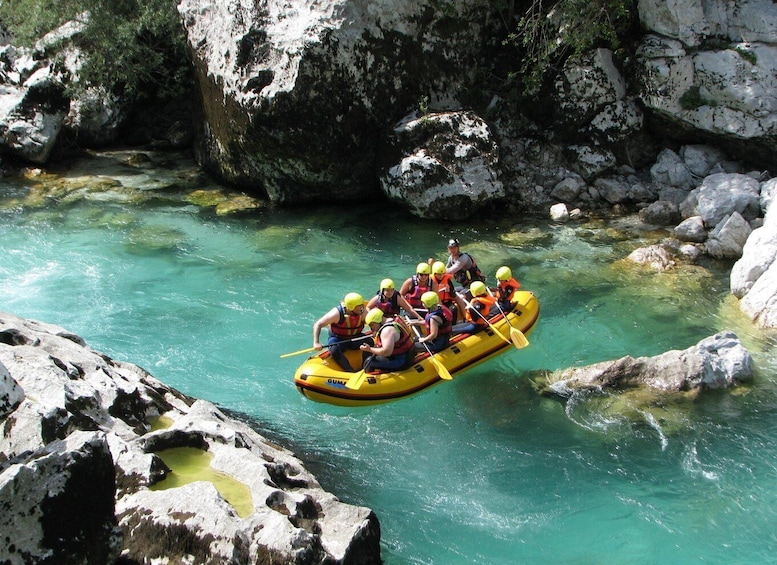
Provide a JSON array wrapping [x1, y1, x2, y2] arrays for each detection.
[[215, 194, 263, 216], [499, 227, 555, 248], [185, 189, 229, 208]]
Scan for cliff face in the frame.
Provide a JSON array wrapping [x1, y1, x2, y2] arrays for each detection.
[[3, 1, 777, 219], [173, 0, 777, 209], [0, 311, 380, 564], [177, 0, 490, 204]]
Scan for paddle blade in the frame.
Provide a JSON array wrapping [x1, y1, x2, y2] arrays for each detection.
[[489, 322, 512, 345], [510, 328, 529, 349], [430, 355, 452, 380], [345, 370, 368, 390]]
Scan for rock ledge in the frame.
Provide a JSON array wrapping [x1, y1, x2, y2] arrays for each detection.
[[0, 311, 380, 564]]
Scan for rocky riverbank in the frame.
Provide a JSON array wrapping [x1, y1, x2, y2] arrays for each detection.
[[0, 311, 380, 564]]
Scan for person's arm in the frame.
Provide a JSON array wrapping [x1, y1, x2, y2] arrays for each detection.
[[361, 327, 396, 356], [399, 277, 413, 297], [312, 308, 338, 349], [366, 294, 379, 310], [446, 254, 472, 276], [418, 316, 440, 343]]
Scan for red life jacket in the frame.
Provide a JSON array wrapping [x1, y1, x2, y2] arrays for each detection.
[[465, 295, 496, 324], [426, 304, 453, 335], [330, 304, 365, 338], [433, 273, 455, 306], [404, 275, 430, 309], [375, 290, 401, 316], [376, 317, 414, 356]]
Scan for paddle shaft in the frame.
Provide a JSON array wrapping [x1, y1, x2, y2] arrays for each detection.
[[407, 317, 452, 380], [486, 288, 529, 349], [280, 334, 372, 358], [457, 291, 512, 345]]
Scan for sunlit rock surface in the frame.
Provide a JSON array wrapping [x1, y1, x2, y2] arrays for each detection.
[[0, 311, 380, 564]]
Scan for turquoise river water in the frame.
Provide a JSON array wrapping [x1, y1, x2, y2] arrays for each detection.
[[2, 152, 777, 564]]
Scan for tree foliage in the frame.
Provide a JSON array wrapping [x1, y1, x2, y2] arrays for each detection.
[[505, 0, 633, 95], [0, 0, 191, 103]]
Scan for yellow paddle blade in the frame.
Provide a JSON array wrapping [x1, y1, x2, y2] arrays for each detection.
[[510, 328, 529, 349], [487, 320, 512, 345], [430, 355, 452, 380], [345, 370, 368, 390]]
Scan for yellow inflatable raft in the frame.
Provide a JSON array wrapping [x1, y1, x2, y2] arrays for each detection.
[[294, 290, 540, 407]]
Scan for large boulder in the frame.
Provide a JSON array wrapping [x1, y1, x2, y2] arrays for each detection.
[[0, 431, 122, 564], [545, 331, 753, 396], [0, 47, 68, 163], [680, 172, 761, 227], [177, 0, 490, 205], [0, 311, 380, 564], [379, 110, 503, 219], [731, 199, 777, 327], [636, 16, 777, 163]]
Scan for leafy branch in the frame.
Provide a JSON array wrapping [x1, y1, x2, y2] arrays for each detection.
[[505, 0, 633, 95]]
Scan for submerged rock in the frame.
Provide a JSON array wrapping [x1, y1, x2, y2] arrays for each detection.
[[0, 311, 380, 564]]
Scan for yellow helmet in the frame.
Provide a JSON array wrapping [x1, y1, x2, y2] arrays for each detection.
[[365, 308, 384, 326], [343, 292, 364, 311], [416, 262, 431, 275], [421, 291, 440, 308], [496, 266, 512, 281], [432, 261, 446, 275], [380, 278, 395, 290], [470, 281, 487, 296]]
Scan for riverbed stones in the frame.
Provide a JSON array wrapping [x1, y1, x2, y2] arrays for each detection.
[[0, 311, 380, 564], [674, 215, 707, 242], [705, 211, 752, 259]]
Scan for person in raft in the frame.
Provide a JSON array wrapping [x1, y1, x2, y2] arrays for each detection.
[[400, 262, 433, 310], [366, 278, 422, 320], [445, 238, 486, 291], [359, 308, 416, 373], [494, 266, 521, 313], [451, 281, 496, 335], [408, 291, 454, 352], [312, 292, 369, 372], [430, 260, 468, 322]]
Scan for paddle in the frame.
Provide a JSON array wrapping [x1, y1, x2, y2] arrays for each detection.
[[408, 320, 452, 381], [457, 291, 514, 347], [280, 334, 372, 358], [487, 288, 529, 349], [345, 369, 368, 390]]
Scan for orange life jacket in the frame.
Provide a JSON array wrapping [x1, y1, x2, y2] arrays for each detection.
[[465, 295, 496, 324], [433, 273, 455, 306], [496, 278, 521, 304]]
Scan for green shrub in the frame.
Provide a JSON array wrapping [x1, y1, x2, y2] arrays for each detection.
[[504, 0, 634, 95], [0, 0, 191, 104], [735, 46, 757, 65]]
